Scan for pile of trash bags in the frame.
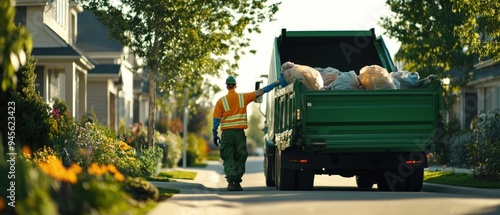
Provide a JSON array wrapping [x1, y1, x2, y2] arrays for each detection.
[[280, 61, 420, 91]]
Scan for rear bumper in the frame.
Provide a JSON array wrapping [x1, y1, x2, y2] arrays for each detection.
[[279, 147, 428, 172]]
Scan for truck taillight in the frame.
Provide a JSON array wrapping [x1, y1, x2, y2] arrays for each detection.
[[290, 159, 308, 163], [406, 160, 423, 164], [296, 109, 300, 120]]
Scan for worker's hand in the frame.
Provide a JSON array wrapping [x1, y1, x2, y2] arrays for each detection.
[[277, 75, 288, 87], [213, 136, 220, 147], [212, 129, 220, 147]]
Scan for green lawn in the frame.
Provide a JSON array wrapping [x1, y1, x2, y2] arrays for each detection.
[[424, 171, 500, 188]]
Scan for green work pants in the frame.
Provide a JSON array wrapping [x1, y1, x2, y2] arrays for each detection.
[[220, 129, 248, 183]]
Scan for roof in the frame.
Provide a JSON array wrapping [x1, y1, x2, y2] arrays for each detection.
[[76, 10, 123, 52], [473, 63, 500, 81], [88, 64, 121, 75], [32, 46, 83, 56]]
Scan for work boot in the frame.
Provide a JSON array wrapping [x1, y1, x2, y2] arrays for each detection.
[[235, 182, 243, 191], [227, 182, 238, 191]]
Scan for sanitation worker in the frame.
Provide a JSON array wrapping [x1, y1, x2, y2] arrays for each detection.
[[213, 75, 286, 191]]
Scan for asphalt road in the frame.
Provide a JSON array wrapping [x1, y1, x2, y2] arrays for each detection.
[[149, 156, 500, 215]]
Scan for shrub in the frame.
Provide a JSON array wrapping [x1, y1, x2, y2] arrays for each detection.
[[0, 55, 54, 151], [448, 131, 472, 168], [467, 110, 500, 180], [155, 131, 182, 168], [177, 133, 208, 166], [124, 177, 159, 202]]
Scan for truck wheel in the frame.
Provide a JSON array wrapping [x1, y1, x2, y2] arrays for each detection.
[[407, 168, 424, 192], [296, 169, 315, 190], [376, 170, 406, 191], [275, 148, 296, 190], [356, 175, 374, 189], [264, 155, 275, 187]]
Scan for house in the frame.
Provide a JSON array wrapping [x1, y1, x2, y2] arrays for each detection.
[[14, 0, 93, 120], [14, 0, 138, 131], [449, 59, 500, 130], [76, 10, 135, 131]]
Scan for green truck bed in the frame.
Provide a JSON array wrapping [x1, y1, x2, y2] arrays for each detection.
[[274, 77, 442, 154], [262, 29, 444, 191]]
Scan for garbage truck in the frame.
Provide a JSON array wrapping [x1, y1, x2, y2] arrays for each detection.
[[256, 29, 443, 191]]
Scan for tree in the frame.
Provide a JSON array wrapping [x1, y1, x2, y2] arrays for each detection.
[[1, 0, 32, 91], [79, 0, 280, 148], [452, 0, 500, 61], [380, 0, 474, 80], [246, 104, 264, 148]]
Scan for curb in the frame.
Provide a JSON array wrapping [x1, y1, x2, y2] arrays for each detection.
[[423, 183, 500, 198]]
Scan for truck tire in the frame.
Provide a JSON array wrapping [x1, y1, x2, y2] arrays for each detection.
[[296, 169, 315, 190], [264, 155, 275, 187], [356, 175, 374, 189], [275, 148, 296, 190], [407, 168, 424, 192], [376, 170, 406, 191]]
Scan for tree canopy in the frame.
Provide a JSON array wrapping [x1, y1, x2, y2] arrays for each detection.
[[380, 0, 474, 80], [452, 0, 500, 61], [79, 0, 280, 147]]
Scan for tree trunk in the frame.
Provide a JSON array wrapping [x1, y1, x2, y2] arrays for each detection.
[[147, 66, 157, 149]]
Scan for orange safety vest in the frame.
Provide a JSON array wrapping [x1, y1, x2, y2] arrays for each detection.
[[213, 90, 256, 130]]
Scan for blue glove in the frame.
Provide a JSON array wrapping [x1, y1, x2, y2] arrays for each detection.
[[213, 118, 221, 146], [212, 129, 220, 147], [278, 75, 288, 87], [263, 82, 278, 93]]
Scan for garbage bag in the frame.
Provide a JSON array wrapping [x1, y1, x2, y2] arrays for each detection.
[[281, 61, 324, 90], [359, 65, 397, 90], [316, 67, 343, 90], [331, 70, 360, 90], [390, 71, 420, 89]]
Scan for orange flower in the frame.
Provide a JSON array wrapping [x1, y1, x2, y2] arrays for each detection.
[[114, 172, 125, 182], [68, 163, 83, 175], [87, 163, 106, 176], [37, 156, 81, 184], [107, 164, 118, 174], [22, 145, 31, 158]]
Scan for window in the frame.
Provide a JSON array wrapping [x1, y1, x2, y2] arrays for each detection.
[[48, 69, 65, 101], [56, 0, 67, 28]]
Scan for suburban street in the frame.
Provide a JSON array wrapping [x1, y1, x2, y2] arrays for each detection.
[[149, 156, 500, 215]]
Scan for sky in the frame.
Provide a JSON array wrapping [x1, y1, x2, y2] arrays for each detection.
[[215, 0, 401, 95]]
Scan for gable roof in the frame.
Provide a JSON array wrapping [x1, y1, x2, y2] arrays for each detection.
[[76, 10, 122, 52]]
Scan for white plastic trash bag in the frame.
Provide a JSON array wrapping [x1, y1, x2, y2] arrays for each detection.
[[390, 71, 420, 89], [331, 70, 360, 90], [317, 67, 343, 90], [281, 61, 324, 90], [359, 65, 397, 90]]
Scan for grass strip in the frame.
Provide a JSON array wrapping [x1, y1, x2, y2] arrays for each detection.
[[424, 171, 500, 188]]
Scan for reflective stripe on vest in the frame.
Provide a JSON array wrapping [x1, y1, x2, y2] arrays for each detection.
[[221, 93, 244, 111], [220, 93, 247, 129]]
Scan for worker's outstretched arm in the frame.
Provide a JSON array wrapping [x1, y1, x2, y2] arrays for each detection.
[[212, 118, 221, 146], [256, 76, 287, 96]]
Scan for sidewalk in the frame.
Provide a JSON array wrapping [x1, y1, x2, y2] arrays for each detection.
[[147, 161, 500, 214], [147, 160, 240, 215]]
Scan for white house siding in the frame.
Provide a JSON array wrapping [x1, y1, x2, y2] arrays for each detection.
[[25, 6, 65, 47], [87, 80, 109, 125]]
